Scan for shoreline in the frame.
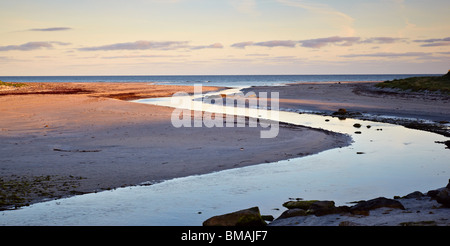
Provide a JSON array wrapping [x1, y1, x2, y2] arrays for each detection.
[[1, 80, 448, 226], [242, 81, 450, 137], [0, 82, 351, 211]]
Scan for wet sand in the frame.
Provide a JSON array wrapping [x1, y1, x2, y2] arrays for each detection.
[[243, 81, 450, 122], [0, 82, 350, 210]]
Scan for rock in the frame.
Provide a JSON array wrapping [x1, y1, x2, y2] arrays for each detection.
[[436, 188, 450, 207], [427, 187, 445, 198], [353, 123, 362, 128], [282, 200, 349, 217], [282, 200, 318, 210], [403, 191, 425, 199], [261, 215, 274, 221], [333, 108, 347, 115], [308, 201, 349, 216], [278, 208, 308, 219], [350, 197, 405, 215], [428, 179, 450, 207], [203, 207, 267, 226]]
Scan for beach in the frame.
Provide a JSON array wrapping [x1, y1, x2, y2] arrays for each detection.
[[0, 82, 350, 210], [243, 81, 450, 137], [1, 80, 449, 227], [244, 81, 450, 122]]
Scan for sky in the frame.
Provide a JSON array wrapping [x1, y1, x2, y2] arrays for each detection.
[[0, 0, 449, 76]]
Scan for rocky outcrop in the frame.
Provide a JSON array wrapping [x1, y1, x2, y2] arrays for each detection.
[[349, 197, 405, 214], [427, 179, 450, 207], [279, 197, 404, 219], [203, 207, 267, 226]]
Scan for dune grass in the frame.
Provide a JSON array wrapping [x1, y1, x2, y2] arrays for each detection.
[[0, 80, 27, 88], [375, 72, 450, 94]]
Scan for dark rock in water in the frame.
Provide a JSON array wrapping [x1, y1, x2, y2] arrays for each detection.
[[350, 197, 405, 215], [282, 200, 318, 210], [435, 140, 450, 149], [203, 207, 267, 226], [308, 201, 350, 216], [333, 108, 347, 115], [261, 215, 274, 221], [427, 188, 444, 198], [281, 200, 349, 217], [278, 208, 308, 219], [436, 188, 450, 207], [403, 191, 425, 199], [433, 179, 450, 207]]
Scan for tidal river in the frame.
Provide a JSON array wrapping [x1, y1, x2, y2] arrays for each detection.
[[1, 88, 449, 225]]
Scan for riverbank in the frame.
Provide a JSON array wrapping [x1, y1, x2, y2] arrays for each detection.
[[242, 81, 450, 137], [0, 82, 351, 210]]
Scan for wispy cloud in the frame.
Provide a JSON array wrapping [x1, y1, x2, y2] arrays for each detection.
[[254, 40, 297, 48], [78, 41, 190, 51], [0, 41, 71, 51], [102, 54, 190, 59], [360, 37, 408, 44], [28, 27, 73, 32], [414, 37, 450, 47], [299, 36, 361, 48], [340, 52, 430, 58], [79, 41, 223, 51], [231, 36, 406, 49], [231, 41, 254, 49], [190, 43, 224, 50]]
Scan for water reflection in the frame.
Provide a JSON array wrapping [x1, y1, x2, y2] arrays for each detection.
[[1, 89, 448, 226]]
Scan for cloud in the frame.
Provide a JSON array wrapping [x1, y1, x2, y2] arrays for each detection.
[[190, 43, 224, 50], [414, 37, 450, 47], [102, 55, 189, 59], [231, 41, 254, 49], [360, 37, 407, 44], [28, 27, 73, 32], [254, 40, 297, 48], [340, 52, 430, 58], [0, 41, 70, 51], [231, 36, 408, 49], [79, 41, 223, 51], [413, 37, 450, 43], [299, 36, 361, 48], [78, 41, 190, 51]]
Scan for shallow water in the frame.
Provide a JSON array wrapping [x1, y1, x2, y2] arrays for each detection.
[[1, 88, 449, 226]]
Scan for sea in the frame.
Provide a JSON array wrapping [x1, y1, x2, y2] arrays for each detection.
[[0, 74, 439, 88]]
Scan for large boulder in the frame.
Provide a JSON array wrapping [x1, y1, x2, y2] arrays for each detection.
[[282, 200, 349, 217], [203, 207, 267, 226], [435, 179, 450, 207], [350, 197, 405, 215]]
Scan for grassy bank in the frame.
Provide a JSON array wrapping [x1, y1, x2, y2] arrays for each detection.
[[375, 71, 450, 94], [0, 80, 27, 88]]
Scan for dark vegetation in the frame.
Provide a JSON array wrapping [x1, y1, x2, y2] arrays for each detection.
[[375, 71, 450, 94]]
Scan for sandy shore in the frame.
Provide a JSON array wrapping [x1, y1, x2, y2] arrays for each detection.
[[0, 82, 350, 210], [243, 81, 450, 137], [244, 81, 450, 121]]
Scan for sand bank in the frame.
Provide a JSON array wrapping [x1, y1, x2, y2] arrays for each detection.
[[0, 82, 350, 210], [243, 81, 450, 122]]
